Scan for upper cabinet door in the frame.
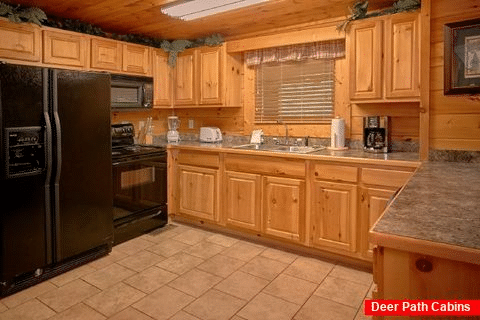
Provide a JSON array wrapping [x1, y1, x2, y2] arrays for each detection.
[[91, 38, 122, 72], [122, 43, 151, 75], [385, 12, 420, 98], [43, 29, 88, 68], [0, 19, 41, 62], [199, 46, 223, 105], [175, 48, 197, 105], [349, 19, 383, 100], [153, 49, 172, 107]]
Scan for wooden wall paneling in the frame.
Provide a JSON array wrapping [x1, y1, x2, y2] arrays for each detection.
[[224, 51, 244, 108], [419, 0, 431, 160]]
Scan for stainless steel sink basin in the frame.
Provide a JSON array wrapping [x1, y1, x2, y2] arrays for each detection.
[[232, 144, 325, 154]]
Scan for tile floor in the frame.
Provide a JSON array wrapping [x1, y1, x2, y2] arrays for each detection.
[[0, 223, 373, 320]]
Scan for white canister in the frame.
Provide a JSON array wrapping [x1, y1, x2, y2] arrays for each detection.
[[331, 117, 345, 148]]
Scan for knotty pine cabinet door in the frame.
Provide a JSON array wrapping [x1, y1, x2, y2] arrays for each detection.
[[0, 19, 41, 62], [43, 29, 88, 68], [263, 176, 305, 243], [349, 19, 383, 100], [153, 49, 172, 107], [311, 181, 357, 252], [175, 48, 197, 105], [178, 165, 217, 221], [122, 43, 151, 75], [198, 46, 223, 105], [225, 171, 262, 232], [91, 38, 122, 72]]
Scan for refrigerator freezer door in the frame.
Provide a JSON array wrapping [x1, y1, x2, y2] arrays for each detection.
[[52, 70, 113, 262]]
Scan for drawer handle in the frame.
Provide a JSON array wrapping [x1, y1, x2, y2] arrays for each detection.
[[415, 258, 433, 273]]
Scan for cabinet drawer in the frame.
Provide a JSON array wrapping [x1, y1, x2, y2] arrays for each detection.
[[313, 163, 358, 182], [225, 155, 305, 177], [361, 168, 413, 187], [178, 151, 219, 168]]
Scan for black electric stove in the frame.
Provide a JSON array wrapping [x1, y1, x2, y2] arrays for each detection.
[[111, 123, 168, 245]]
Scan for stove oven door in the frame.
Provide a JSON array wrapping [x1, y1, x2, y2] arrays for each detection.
[[112, 155, 167, 242]]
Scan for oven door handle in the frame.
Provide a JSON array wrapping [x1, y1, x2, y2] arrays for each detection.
[[114, 209, 165, 228]]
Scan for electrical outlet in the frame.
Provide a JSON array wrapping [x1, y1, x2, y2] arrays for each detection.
[[188, 119, 195, 129]]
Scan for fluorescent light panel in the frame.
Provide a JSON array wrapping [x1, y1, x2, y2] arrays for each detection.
[[162, 0, 268, 21]]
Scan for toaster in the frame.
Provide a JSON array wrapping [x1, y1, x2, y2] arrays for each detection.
[[199, 127, 223, 142]]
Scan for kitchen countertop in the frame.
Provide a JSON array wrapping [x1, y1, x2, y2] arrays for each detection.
[[371, 161, 480, 264], [162, 140, 421, 167]]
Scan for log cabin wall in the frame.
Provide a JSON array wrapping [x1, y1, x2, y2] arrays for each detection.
[[430, 0, 480, 151]]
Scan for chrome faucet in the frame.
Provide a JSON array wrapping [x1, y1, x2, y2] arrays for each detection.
[[277, 120, 289, 145]]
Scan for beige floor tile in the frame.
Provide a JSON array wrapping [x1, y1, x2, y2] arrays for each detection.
[[0, 299, 55, 320], [156, 252, 205, 275], [0, 302, 7, 313], [82, 263, 136, 290], [313, 276, 370, 309], [230, 316, 247, 320], [205, 234, 239, 247], [262, 274, 318, 305], [294, 295, 357, 320], [355, 302, 369, 320], [132, 286, 195, 320], [124, 266, 178, 294], [259, 247, 298, 264], [49, 264, 97, 287], [84, 282, 145, 317], [367, 283, 375, 299], [146, 239, 190, 258], [168, 311, 201, 320], [196, 254, 246, 278], [329, 265, 373, 286], [240, 256, 288, 280], [214, 271, 269, 301], [37, 279, 100, 312], [88, 250, 128, 270], [184, 289, 246, 320], [172, 229, 210, 245], [48, 303, 106, 320], [282, 256, 334, 284], [108, 307, 155, 320], [220, 241, 265, 262], [237, 292, 300, 320], [167, 268, 222, 297], [182, 241, 226, 259], [115, 238, 155, 256], [0, 281, 57, 308], [117, 250, 165, 272], [141, 226, 184, 244]]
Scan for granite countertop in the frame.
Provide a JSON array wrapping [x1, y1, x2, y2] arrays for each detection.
[[372, 162, 480, 252], [161, 140, 421, 164]]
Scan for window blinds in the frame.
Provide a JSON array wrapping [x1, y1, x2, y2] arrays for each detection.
[[255, 59, 335, 123]]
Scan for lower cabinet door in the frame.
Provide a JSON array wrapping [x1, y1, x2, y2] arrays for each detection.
[[263, 176, 305, 242], [311, 181, 357, 252], [225, 171, 262, 232], [178, 165, 217, 221]]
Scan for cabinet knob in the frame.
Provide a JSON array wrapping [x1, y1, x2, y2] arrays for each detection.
[[415, 258, 433, 273]]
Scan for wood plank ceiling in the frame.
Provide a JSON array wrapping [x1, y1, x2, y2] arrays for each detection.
[[5, 0, 396, 40]]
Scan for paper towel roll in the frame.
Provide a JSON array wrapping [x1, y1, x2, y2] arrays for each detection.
[[331, 117, 345, 148]]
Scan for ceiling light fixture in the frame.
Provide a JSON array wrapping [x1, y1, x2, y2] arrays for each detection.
[[161, 0, 268, 21]]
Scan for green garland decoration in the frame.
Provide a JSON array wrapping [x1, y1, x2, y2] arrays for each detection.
[[0, 1, 224, 68], [337, 0, 421, 32]]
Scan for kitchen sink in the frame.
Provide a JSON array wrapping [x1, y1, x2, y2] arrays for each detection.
[[231, 144, 325, 154]]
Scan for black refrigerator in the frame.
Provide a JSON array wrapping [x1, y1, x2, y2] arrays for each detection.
[[0, 63, 113, 296]]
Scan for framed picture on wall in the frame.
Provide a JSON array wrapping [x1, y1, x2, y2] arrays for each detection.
[[444, 18, 480, 95]]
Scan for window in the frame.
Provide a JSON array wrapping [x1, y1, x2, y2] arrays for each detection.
[[254, 58, 335, 123]]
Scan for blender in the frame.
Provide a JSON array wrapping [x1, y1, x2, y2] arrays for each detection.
[[167, 116, 180, 143]]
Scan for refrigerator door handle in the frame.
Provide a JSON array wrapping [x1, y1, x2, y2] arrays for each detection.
[[52, 70, 62, 261]]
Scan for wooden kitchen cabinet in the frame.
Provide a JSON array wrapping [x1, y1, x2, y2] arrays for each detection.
[[122, 43, 151, 76], [152, 49, 172, 106], [43, 29, 88, 68], [198, 46, 223, 105], [263, 176, 305, 242], [0, 18, 41, 62], [224, 171, 262, 232], [311, 180, 357, 252], [175, 48, 197, 105], [349, 11, 420, 101], [178, 165, 218, 222], [91, 38, 122, 72]]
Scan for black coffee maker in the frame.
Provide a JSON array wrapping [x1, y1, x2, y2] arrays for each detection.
[[363, 116, 390, 153]]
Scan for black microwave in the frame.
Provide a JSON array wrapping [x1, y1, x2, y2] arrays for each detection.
[[111, 74, 153, 110]]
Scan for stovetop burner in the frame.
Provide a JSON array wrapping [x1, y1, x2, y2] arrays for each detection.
[[111, 123, 166, 161]]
